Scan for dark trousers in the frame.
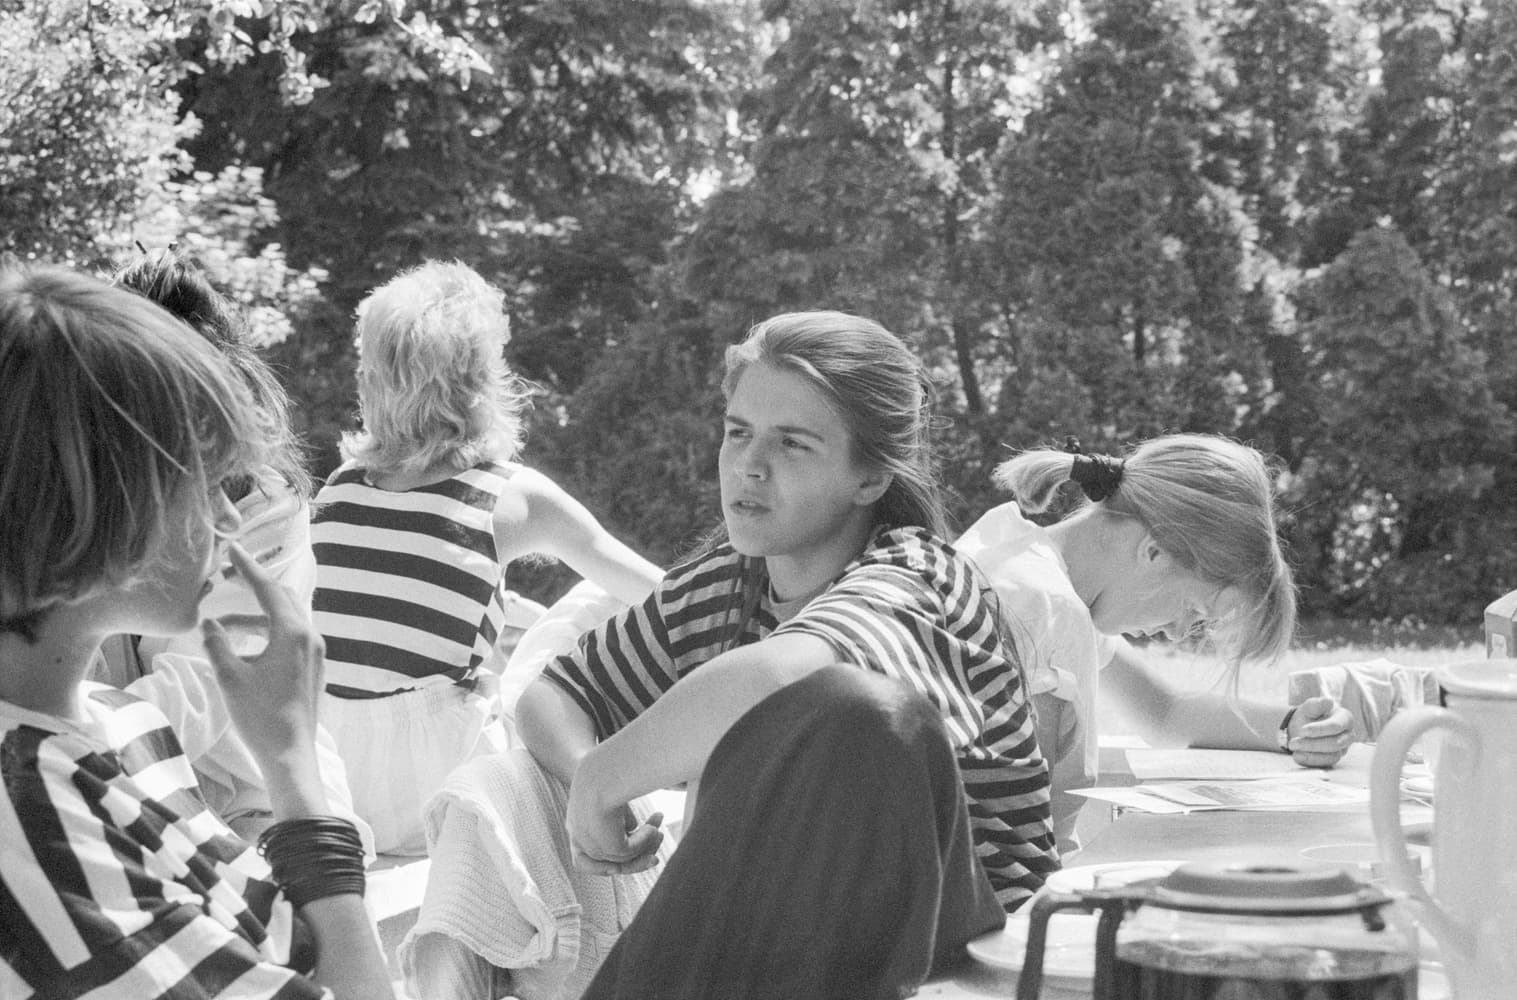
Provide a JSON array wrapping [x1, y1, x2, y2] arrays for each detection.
[[582, 665, 1006, 1000]]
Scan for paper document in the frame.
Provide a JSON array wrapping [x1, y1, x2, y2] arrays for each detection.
[[1068, 786, 1194, 814], [1125, 748, 1306, 781], [1072, 776, 1370, 814]]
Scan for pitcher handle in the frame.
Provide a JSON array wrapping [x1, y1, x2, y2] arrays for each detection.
[[1013, 892, 1134, 1000], [1369, 707, 1470, 949], [1017, 891, 1125, 1000]]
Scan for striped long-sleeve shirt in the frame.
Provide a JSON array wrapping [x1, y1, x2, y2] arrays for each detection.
[[0, 684, 323, 999], [544, 527, 1058, 910]]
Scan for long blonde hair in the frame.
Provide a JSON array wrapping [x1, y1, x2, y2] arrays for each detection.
[[342, 260, 529, 475]]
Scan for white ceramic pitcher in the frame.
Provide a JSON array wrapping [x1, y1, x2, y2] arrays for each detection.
[[1370, 659, 1517, 1000]]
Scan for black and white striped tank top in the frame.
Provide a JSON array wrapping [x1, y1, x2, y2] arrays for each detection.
[[311, 461, 509, 698]]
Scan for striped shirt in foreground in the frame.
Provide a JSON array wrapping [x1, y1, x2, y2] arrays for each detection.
[[312, 461, 510, 697], [0, 684, 323, 1000], [544, 527, 1058, 910]]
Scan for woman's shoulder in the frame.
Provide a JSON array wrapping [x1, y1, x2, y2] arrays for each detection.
[[321, 458, 518, 497], [313, 459, 369, 496], [484, 464, 592, 538], [856, 525, 970, 575], [822, 527, 989, 609], [0, 683, 171, 762], [956, 501, 1040, 553], [660, 542, 745, 600], [482, 461, 555, 501]]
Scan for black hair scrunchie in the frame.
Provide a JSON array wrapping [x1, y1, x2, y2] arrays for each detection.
[[1063, 436, 1124, 502]]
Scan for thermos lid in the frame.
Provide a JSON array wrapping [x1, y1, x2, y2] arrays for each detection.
[[1438, 659, 1517, 699], [1140, 861, 1392, 915]]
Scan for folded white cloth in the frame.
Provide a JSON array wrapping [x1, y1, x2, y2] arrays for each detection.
[[1288, 658, 1438, 742], [498, 581, 629, 722], [399, 750, 670, 1000]]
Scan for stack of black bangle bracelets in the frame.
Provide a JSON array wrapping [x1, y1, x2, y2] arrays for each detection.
[[257, 816, 367, 909]]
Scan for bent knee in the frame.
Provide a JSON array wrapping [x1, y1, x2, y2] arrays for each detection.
[[789, 665, 946, 747]]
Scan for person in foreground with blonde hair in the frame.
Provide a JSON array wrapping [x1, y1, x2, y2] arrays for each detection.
[[956, 433, 1354, 855], [311, 259, 661, 855], [0, 262, 392, 999]]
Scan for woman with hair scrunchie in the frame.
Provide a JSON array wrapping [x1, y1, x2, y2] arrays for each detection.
[[955, 434, 1355, 856]]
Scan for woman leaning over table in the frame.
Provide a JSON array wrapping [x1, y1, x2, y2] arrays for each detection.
[[955, 434, 1355, 856]]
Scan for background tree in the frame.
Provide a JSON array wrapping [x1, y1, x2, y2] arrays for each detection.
[[8, 0, 1517, 622], [1288, 227, 1513, 622], [988, 0, 1259, 450], [1, 0, 188, 264], [178, 0, 746, 467], [680, 0, 1063, 523]]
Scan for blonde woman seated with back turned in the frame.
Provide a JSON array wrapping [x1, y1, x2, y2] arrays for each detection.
[[956, 434, 1354, 855], [311, 260, 661, 856]]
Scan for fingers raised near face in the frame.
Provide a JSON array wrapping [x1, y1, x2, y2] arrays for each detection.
[[224, 543, 298, 621], [201, 618, 236, 670], [210, 613, 272, 632]]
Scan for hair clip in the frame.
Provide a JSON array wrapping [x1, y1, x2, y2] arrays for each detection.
[[1063, 436, 1124, 501]]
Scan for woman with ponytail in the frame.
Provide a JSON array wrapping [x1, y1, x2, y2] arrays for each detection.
[[957, 434, 1354, 855]]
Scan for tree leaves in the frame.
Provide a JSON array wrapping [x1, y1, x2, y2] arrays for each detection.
[[11, 0, 1517, 620]]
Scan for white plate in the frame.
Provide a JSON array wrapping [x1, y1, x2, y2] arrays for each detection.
[[967, 863, 1181, 987], [1042, 859, 1184, 894], [965, 911, 1100, 988]]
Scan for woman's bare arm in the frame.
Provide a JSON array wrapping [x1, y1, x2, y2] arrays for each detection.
[[495, 467, 662, 605]]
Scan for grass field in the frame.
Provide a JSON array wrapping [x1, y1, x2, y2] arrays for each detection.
[[1104, 618, 1484, 727]]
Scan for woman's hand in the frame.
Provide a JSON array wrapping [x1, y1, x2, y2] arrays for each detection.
[[201, 542, 327, 811], [567, 750, 664, 875], [1286, 695, 1354, 767]]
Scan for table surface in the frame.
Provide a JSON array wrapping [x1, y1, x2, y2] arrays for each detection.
[[921, 743, 1433, 999]]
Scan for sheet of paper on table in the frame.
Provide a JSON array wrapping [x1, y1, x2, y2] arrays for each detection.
[[1124, 747, 1306, 781], [1071, 775, 1370, 813]]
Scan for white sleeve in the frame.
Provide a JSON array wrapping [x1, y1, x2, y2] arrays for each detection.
[[1095, 632, 1123, 670], [124, 654, 234, 763]]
